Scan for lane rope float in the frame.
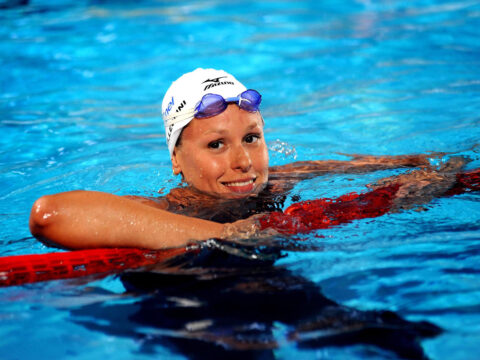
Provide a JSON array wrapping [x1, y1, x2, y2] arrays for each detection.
[[0, 247, 192, 287]]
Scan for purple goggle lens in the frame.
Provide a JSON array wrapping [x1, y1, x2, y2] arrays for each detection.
[[194, 89, 261, 119]]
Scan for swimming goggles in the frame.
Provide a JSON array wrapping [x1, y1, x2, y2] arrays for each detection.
[[166, 89, 261, 126], [195, 89, 262, 118]]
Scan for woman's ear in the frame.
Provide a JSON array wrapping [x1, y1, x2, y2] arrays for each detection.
[[171, 149, 182, 176]]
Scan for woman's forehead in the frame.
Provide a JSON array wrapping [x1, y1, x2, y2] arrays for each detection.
[[185, 106, 263, 137]]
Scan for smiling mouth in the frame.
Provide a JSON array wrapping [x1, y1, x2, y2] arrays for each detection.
[[222, 178, 256, 193]]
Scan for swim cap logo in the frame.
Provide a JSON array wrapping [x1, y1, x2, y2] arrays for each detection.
[[163, 96, 174, 117], [202, 76, 234, 91], [175, 100, 186, 113]]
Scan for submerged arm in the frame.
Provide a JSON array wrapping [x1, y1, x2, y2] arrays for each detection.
[[267, 154, 433, 193], [29, 190, 226, 250], [270, 154, 432, 178], [369, 156, 470, 211]]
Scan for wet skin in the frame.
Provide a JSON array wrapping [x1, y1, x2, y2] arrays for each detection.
[[172, 105, 269, 199]]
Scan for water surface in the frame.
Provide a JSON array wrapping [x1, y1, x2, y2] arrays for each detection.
[[1, 0, 480, 359]]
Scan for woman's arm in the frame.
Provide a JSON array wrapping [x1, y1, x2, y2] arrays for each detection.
[[368, 156, 469, 211], [267, 154, 433, 194], [269, 154, 431, 178], [29, 190, 226, 250]]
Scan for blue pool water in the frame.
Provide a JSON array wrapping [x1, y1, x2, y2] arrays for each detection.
[[1, 0, 480, 358]]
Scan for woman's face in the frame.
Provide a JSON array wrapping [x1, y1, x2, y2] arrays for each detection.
[[172, 105, 269, 198]]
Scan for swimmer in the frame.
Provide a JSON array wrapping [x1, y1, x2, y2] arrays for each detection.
[[29, 68, 465, 250]]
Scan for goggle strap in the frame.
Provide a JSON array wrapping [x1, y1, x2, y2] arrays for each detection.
[[165, 109, 197, 127]]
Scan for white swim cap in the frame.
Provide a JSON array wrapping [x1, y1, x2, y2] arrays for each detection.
[[162, 68, 247, 157]]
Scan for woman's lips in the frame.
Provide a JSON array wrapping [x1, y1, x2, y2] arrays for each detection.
[[222, 178, 256, 193]]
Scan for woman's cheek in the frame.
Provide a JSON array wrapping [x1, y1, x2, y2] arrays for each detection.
[[206, 158, 225, 179], [254, 145, 269, 170]]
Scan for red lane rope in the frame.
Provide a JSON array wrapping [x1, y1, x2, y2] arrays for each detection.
[[1, 169, 479, 287], [0, 247, 190, 287], [259, 184, 400, 234], [260, 169, 480, 234], [446, 169, 480, 196]]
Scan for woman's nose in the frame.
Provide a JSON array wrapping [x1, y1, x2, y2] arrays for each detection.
[[231, 145, 252, 172]]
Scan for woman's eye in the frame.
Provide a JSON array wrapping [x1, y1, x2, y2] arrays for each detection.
[[245, 134, 260, 144], [208, 140, 223, 149]]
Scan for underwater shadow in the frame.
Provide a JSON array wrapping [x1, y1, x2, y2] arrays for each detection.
[[70, 240, 441, 360]]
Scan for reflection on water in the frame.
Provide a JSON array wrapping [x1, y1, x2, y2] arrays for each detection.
[[71, 240, 440, 359]]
